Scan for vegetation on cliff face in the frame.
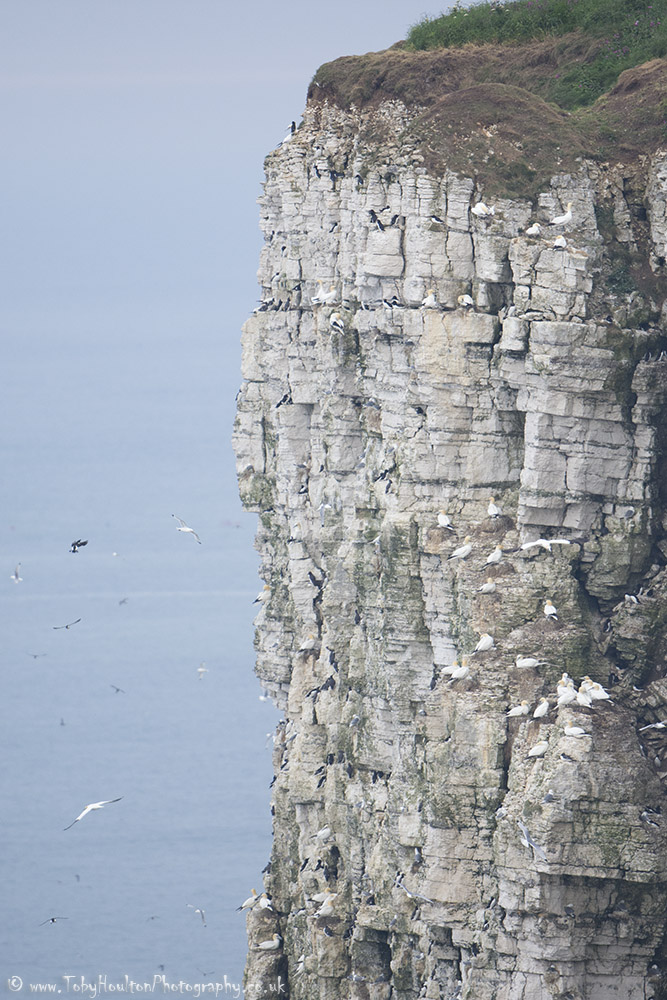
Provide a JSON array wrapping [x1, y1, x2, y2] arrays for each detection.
[[308, 1, 667, 196], [408, 0, 667, 109]]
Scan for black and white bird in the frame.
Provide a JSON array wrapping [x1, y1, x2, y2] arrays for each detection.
[[53, 619, 82, 630], [11, 563, 22, 583], [172, 515, 201, 544], [40, 916, 69, 926], [64, 797, 123, 830], [70, 539, 88, 554], [187, 904, 206, 926]]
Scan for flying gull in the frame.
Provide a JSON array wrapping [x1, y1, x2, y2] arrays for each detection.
[[187, 904, 206, 926], [40, 916, 69, 926], [517, 819, 548, 862], [53, 619, 81, 630], [64, 797, 123, 830], [172, 515, 201, 544]]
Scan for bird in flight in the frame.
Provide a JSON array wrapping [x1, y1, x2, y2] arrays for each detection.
[[187, 904, 206, 926], [40, 916, 69, 926], [64, 797, 123, 830], [110, 684, 125, 694], [172, 515, 201, 544], [53, 619, 82, 630], [70, 539, 88, 554], [11, 563, 22, 583]]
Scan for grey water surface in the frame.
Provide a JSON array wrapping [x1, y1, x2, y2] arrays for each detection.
[[1, 311, 276, 989]]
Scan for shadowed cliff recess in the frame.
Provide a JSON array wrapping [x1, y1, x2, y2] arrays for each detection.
[[234, 1, 667, 997]]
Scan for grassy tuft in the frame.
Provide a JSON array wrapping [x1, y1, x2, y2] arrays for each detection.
[[407, 0, 667, 107]]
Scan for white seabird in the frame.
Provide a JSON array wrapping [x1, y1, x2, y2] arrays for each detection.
[[448, 535, 472, 560], [507, 700, 530, 717], [515, 655, 546, 669], [487, 496, 502, 518], [442, 658, 460, 676], [311, 282, 337, 306], [556, 685, 576, 707], [471, 202, 495, 217], [421, 289, 438, 308], [485, 544, 503, 566], [525, 223, 541, 236], [172, 515, 201, 544], [187, 904, 206, 926], [472, 633, 494, 655], [197, 664, 208, 680], [553, 235, 568, 250], [544, 599, 558, 621], [527, 740, 549, 758], [236, 890, 259, 911], [329, 312, 345, 333], [437, 510, 456, 530], [457, 293, 474, 308], [589, 682, 611, 702], [576, 685, 593, 708], [478, 578, 496, 594], [563, 724, 590, 738], [64, 797, 123, 830], [549, 201, 573, 226], [257, 934, 282, 951], [316, 893, 338, 917], [449, 662, 471, 680], [254, 585, 271, 603], [520, 538, 571, 553], [533, 697, 550, 719], [517, 819, 548, 862], [11, 563, 22, 583]]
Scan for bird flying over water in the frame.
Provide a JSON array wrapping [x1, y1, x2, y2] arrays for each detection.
[[53, 619, 81, 630], [172, 515, 201, 544], [64, 797, 123, 830], [187, 904, 206, 926]]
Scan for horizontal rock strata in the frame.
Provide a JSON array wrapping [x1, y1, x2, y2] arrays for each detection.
[[234, 99, 667, 1000]]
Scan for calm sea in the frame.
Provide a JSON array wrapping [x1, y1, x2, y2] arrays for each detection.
[[1, 305, 277, 990]]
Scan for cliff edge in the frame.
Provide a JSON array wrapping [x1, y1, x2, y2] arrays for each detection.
[[234, 34, 667, 1000]]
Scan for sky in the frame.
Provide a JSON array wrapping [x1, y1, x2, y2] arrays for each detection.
[[2, 0, 461, 348]]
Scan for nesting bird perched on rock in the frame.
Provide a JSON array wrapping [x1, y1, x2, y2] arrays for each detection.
[[549, 201, 573, 226]]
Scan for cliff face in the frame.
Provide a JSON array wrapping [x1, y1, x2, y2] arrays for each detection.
[[233, 93, 667, 1000]]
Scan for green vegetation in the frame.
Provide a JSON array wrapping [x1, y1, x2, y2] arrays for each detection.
[[407, 0, 667, 107]]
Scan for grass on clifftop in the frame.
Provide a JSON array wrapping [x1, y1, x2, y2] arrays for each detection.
[[407, 0, 667, 108]]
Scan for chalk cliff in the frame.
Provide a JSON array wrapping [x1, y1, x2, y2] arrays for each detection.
[[233, 50, 667, 1000]]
